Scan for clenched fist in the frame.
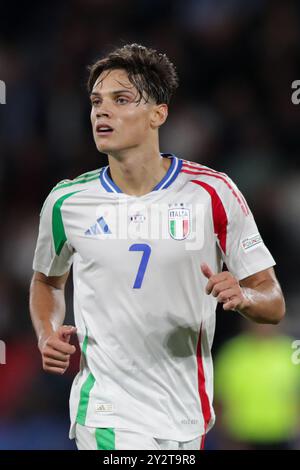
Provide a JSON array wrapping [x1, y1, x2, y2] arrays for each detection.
[[38, 325, 77, 374], [201, 263, 250, 312]]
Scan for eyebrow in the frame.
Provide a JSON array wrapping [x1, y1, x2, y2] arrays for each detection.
[[90, 89, 135, 98]]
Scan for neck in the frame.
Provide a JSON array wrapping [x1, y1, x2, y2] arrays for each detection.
[[107, 146, 171, 196]]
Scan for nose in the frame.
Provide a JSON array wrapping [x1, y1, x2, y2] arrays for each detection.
[[96, 109, 111, 118], [95, 100, 112, 118]]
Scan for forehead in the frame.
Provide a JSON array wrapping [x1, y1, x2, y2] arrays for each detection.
[[92, 69, 135, 93]]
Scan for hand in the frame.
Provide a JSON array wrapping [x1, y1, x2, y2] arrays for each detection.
[[201, 263, 250, 312], [38, 325, 77, 375]]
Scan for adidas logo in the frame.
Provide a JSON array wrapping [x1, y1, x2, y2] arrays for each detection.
[[85, 216, 112, 235]]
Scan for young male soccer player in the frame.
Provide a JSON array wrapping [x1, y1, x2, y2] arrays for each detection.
[[30, 44, 285, 450]]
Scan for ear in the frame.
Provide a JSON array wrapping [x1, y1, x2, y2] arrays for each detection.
[[150, 104, 168, 129]]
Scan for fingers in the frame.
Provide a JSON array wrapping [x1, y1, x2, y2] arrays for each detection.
[[223, 297, 240, 311], [40, 328, 77, 375], [43, 347, 70, 362], [211, 280, 239, 299], [205, 272, 232, 295], [47, 336, 76, 355], [43, 364, 69, 375], [58, 325, 77, 343], [200, 263, 214, 280], [201, 265, 242, 311], [42, 344, 70, 374], [215, 288, 238, 304], [43, 357, 70, 372], [42, 344, 72, 374]]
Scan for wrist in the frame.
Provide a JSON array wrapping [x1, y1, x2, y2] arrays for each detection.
[[38, 326, 55, 351], [238, 287, 253, 313]]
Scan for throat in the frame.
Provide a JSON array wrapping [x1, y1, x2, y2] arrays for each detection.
[[107, 156, 172, 196]]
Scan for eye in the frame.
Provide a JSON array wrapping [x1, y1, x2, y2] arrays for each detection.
[[116, 96, 129, 104], [91, 99, 100, 106]]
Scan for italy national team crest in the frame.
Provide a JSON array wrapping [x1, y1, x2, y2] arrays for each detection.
[[168, 204, 191, 240]]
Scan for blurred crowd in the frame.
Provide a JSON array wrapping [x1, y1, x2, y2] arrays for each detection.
[[0, 0, 299, 449]]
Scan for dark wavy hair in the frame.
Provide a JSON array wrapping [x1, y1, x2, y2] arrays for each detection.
[[87, 43, 179, 105]]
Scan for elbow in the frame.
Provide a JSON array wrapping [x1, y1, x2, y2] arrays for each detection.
[[253, 293, 286, 325], [272, 311, 286, 325], [268, 296, 286, 325]]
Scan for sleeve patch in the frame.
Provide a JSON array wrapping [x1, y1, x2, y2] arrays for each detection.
[[241, 234, 262, 252]]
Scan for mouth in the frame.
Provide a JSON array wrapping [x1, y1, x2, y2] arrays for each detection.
[[95, 124, 114, 136]]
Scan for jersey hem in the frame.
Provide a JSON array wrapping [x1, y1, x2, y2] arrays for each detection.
[[69, 417, 212, 442]]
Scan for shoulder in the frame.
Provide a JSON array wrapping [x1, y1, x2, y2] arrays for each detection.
[[180, 158, 231, 187], [40, 168, 102, 215], [50, 168, 102, 194], [180, 159, 249, 216]]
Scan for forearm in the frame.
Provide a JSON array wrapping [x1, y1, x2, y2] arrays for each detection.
[[29, 277, 66, 346], [238, 280, 285, 324], [202, 265, 286, 325]]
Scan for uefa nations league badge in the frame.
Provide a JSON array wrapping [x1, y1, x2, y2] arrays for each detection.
[[168, 203, 191, 240]]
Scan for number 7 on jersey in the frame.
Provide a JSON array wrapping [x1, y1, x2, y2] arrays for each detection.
[[129, 243, 151, 289]]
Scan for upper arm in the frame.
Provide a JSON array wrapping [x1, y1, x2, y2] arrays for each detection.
[[33, 189, 74, 277], [239, 267, 278, 289], [31, 270, 70, 290], [217, 176, 276, 280]]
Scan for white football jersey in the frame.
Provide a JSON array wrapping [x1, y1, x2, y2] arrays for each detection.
[[32, 154, 276, 441]]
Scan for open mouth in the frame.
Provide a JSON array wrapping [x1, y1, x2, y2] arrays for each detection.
[[96, 124, 114, 135]]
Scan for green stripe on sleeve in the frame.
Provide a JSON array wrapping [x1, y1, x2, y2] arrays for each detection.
[[73, 168, 100, 180], [95, 428, 116, 450], [52, 190, 81, 255], [51, 172, 100, 192]]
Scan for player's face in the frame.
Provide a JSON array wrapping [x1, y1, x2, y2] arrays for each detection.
[[90, 69, 158, 155]]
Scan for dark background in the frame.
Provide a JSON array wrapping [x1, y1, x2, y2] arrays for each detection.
[[0, 0, 299, 449]]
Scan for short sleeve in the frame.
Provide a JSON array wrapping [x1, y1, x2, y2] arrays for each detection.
[[220, 177, 276, 280], [32, 191, 74, 276]]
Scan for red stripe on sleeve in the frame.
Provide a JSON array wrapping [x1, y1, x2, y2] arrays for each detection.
[[181, 166, 249, 216], [191, 179, 228, 255], [182, 160, 227, 177]]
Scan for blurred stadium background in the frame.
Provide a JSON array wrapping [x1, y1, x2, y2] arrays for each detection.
[[0, 0, 300, 450]]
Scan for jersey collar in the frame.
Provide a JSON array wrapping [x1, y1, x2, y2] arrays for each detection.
[[99, 153, 182, 194]]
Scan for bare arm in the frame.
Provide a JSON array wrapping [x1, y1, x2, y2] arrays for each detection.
[[30, 271, 69, 344], [238, 267, 285, 324], [201, 265, 285, 324], [29, 271, 77, 374]]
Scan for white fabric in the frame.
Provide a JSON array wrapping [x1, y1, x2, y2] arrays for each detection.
[[32, 157, 276, 441], [75, 423, 202, 450]]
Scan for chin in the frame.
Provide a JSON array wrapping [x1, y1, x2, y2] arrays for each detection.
[[96, 141, 126, 155], [96, 145, 109, 153], [96, 142, 114, 153]]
